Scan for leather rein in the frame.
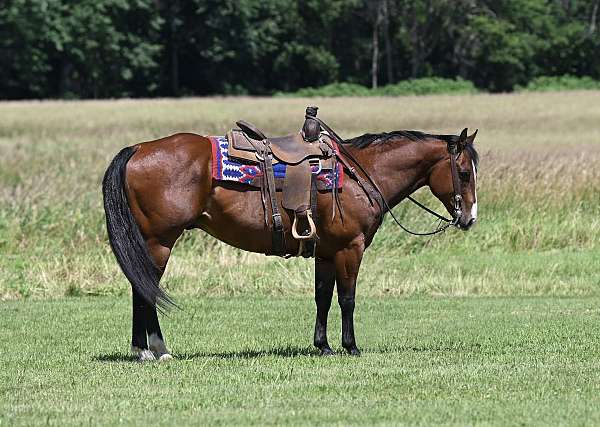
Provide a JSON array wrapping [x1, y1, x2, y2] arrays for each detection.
[[313, 116, 463, 237]]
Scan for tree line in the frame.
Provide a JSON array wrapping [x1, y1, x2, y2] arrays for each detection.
[[1, 0, 599, 99]]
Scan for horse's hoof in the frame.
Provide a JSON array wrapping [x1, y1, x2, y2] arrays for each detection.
[[347, 347, 361, 356], [158, 353, 173, 362], [149, 334, 169, 354], [319, 347, 336, 356], [138, 349, 156, 362]]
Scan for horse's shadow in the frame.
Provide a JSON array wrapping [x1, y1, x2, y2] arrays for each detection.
[[180, 345, 316, 360], [94, 342, 483, 363], [94, 345, 316, 363], [94, 353, 139, 363]]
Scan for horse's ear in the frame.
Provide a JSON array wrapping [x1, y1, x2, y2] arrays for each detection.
[[467, 129, 478, 145], [457, 128, 468, 149]]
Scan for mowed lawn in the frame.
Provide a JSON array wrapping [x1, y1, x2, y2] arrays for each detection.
[[2, 296, 600, 426]]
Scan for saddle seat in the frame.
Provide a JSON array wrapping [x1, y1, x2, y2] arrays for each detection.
[[227, 129, 328, 165], [270, 134, 325, 164]]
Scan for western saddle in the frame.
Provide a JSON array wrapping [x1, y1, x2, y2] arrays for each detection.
[[226, 106, 339, 258]]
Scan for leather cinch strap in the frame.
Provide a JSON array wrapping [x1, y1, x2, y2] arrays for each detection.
[[261, 142, 286, 256]]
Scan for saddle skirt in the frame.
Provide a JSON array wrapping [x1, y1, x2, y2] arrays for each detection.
[[209, 136, 343, 191]]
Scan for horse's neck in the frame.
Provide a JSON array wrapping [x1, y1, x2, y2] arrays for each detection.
[[348, 139, 445, 208]]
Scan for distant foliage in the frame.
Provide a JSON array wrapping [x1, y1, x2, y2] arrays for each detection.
[[277, 78, 478, 97], [2, 0, 600, 98], [0, 0, 163, 99], [517, 75, 600, 92], [275, 83, 372, 97], [374, 78, 478, 96]]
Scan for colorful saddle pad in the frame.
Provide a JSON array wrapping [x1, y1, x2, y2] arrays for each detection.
[[209, 136, 343, 190]]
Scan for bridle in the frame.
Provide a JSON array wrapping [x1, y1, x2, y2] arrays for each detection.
[[446, 140, 464, 225], [313, 116, 465, 236], [375, 140, 465, 236]]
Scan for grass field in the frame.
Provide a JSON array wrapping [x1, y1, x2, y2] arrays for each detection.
[[2, 296, 600, 426], [1, 92, 600, 425]]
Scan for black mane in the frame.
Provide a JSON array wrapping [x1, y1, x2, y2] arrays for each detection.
[[342, 130, 479, 170]]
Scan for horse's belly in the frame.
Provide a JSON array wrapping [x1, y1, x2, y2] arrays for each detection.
[[196, 184, 286, 254], [194, 181, 372, 258]]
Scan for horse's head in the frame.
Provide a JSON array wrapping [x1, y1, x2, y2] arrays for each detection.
[[429, 128, 479, 231]]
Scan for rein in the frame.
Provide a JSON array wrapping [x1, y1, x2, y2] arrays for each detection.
[[313, 116, 463, 237]]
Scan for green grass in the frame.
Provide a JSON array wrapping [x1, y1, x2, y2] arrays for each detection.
[[2, 296, 600, 426]]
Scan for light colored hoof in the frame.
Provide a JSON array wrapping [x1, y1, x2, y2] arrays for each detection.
[[149, 334, 170, 355], [158, 353, 173, 362], [138, 349, 156, 362]]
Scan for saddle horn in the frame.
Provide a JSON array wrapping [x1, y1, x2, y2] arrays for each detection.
[[302, 106, 321, 142]]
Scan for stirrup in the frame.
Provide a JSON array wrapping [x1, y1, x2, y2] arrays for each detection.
[[292, 210, 317, 240]]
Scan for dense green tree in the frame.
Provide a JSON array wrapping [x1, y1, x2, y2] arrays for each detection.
[[1, 0, 600, 98], [56, 0, 164, 98], [0, 0, 162, 98], [0, 0, 60, 97]]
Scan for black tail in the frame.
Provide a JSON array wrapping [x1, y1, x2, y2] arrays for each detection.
[[102, 146, 174, 312]]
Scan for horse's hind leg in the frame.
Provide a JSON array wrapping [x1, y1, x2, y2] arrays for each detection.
[[314, 257, 336, 356], [131, 288, 153, 360], [130, 240, 175, 362], [147, 308, 170, 360], [144, 240, 176, 360], [123, 135, 211, 361], [146, 241, 173, 360]]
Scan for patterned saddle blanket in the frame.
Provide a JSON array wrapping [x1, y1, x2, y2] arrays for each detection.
[[209, 136, 343, 190]]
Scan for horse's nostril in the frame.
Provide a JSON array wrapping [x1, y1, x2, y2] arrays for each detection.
[[460, 217, 476, 231]]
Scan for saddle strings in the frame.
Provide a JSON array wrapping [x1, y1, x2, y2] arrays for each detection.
[[313, 116, 455, 237]]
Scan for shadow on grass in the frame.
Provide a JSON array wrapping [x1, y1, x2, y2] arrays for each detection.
[[93, 346, 316, 363], [94, 353, 138, 363], [94, 342, 484, 363], [179, 345, 316, 360]]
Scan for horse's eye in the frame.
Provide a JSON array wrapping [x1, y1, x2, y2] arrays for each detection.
[[459, 171, 471, 182]]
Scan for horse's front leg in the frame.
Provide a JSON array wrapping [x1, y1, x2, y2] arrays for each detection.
[[314, 257, 336, 356], [334, 241, 364, 356]]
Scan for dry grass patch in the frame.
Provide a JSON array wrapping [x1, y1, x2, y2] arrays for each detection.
[[1, 92, 599, 299]]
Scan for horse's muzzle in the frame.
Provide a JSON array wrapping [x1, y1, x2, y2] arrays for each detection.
[[457, 217, 476, 231]]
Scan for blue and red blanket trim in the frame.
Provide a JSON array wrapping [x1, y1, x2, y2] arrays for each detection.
[[209, 136, 343, 190]]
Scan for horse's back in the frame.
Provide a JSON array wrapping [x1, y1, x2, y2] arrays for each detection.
[[131, 132, 210, 166]]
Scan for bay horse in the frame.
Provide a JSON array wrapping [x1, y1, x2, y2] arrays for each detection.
[[102, 126, 479, 361]]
